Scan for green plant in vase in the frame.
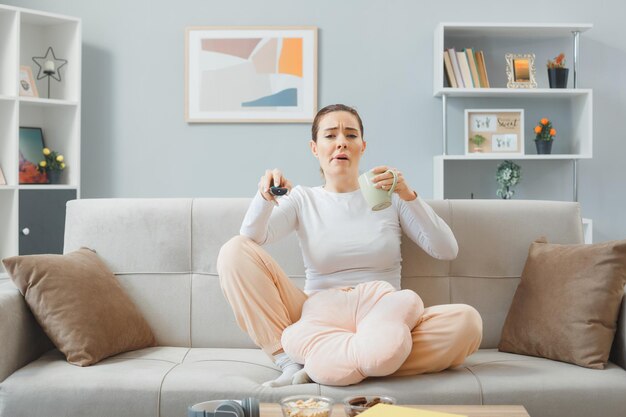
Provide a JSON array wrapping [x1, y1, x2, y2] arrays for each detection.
[[37, 147, 66, 184], [496, 160, 520, 199], [470, 134, 486, 152]]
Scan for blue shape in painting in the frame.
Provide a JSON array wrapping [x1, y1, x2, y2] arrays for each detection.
[[242, 88, 297, 107]]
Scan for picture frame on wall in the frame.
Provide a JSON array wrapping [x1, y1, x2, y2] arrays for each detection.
[[505, 53, 537, 89], [465, 109, 525, 156], [19, 65, 39, 97], [185, 26, 318, 123], [19, 127, 48, 184]]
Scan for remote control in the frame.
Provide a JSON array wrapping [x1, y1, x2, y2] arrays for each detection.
[[269, 186, 288, 196]]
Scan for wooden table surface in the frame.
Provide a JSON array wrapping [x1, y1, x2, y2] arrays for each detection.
[[261, 403, 530, 417]]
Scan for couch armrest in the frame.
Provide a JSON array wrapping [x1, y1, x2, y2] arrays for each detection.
[[610, 286, 626, 370], [0, 281, 53, 382]]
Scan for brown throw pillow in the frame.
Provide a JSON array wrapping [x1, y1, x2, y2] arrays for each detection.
[[499, 238, 626, 369], [2, 247, 156, 366]]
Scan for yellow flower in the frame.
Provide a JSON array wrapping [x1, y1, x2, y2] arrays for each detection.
[[534, 126, 542, 134], [60, 162, 66, 169], [540, 118, 549, 125], [550, 128, 556, 136], [43, 148, 51, 156], [56, 155, 64, 162], [39, 161, 47, 167]]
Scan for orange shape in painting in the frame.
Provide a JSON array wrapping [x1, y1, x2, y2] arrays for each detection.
[[278, 38, 303, 78]]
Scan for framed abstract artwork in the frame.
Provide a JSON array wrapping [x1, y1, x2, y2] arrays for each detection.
[[185, 26, 318, 123], [19, 127, 48, 184]]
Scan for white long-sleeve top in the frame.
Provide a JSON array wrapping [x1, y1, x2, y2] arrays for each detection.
[[240, 185, 458, 294]]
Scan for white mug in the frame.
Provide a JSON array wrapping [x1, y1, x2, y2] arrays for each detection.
[[358, 169, 398, 211]]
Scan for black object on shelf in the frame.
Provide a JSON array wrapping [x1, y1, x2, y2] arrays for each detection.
[[32, 46, 68, 99], [548, 68, 569, 88]]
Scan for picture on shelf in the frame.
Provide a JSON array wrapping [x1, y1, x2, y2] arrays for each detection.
[[19, 127, 48, 184], [505, 54, 537, 89], [465, 109, 525, 155], [185, 26, 318, 123], [0, 166, 6, 185], [19, 65, 39, 98]]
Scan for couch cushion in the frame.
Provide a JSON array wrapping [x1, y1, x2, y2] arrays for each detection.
[[2, 248, 156, 366], [3, 348, 625, 417], [0, 348, 182, 417], [282, 281, 422, 386], [499, 239, 626, 369], [466, 349, 626, 417]]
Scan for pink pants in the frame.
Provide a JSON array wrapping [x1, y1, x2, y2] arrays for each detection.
[[217, 235, 482, 375]]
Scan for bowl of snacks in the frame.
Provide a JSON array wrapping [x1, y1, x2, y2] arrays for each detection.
[[342, 395, 396, 417], [280, 395, 334, 417]]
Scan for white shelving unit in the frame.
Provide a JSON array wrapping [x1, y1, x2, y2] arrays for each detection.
[[433, 23, 593, 242], [0, 4, 81, 274]]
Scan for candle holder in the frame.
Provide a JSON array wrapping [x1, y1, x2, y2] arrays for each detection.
[[32, 47, 67, 99]]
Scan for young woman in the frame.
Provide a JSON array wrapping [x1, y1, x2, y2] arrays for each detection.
[[217, 104, 482, 387]]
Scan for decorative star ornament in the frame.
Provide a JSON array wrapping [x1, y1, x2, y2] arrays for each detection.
[[32, 47, 67, 82]]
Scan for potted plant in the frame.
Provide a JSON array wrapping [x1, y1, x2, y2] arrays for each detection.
[[547, 53, 568, 88], [534, 118, 556, 154], [496, 160, 521, 199], [37, 147, 66, 184], [470, 134, 486, 152]]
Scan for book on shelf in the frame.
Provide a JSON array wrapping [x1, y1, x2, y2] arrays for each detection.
[[443, 50, 458, 88], [443, 48, 490, 89], [465, 48, 481, 88], [447, 48, 465, 88], [475, 50, 490, 88], [456, 50, 474, 88]]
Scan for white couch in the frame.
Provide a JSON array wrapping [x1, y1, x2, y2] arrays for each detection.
[[1, 198, 625, 417]]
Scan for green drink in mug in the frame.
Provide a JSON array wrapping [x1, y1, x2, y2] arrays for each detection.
[[358, 169, 398, 211]]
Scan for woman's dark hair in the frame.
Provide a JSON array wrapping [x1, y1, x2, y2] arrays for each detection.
[[311, 104, 364, 142]]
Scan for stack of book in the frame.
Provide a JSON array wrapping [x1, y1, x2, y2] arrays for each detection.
[[443, 48, 490, 88]]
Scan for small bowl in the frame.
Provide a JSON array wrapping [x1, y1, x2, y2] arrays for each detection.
[[342, 395, 396, 417], [280, 395, 334, 417]]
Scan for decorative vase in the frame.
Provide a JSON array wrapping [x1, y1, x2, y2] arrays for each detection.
[[47, 170, 61, 184], [535, 140, 553, 155], [548, 68, 569, 88]]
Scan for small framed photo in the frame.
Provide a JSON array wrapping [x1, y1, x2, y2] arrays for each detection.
[[185, 26, 318, 123], [506, 54, 537, 89], [19, 65, 39, 97], [0, 166, 6, 185], [465, 109, 525, 156], [19, 127, 48, 184]]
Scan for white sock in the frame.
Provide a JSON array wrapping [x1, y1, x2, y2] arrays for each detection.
[[262, 352, 310, 387]]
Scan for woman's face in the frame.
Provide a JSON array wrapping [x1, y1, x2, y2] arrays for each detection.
[[310, 111, 366, 179]]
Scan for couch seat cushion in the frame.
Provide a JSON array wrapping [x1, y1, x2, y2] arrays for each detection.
[[0, 347, 184, 417], [3, 348, 626, 417], [466, 349, 626, 417]]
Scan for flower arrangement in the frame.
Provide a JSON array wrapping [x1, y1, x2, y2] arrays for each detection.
[[547, 53, 566, 69], [534, 118, 556, 142], [36, 148, 66, 181], [496, 160, 521, 199]]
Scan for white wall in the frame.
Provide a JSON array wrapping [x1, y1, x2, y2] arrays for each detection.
[[4, 0, 626, 242]]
